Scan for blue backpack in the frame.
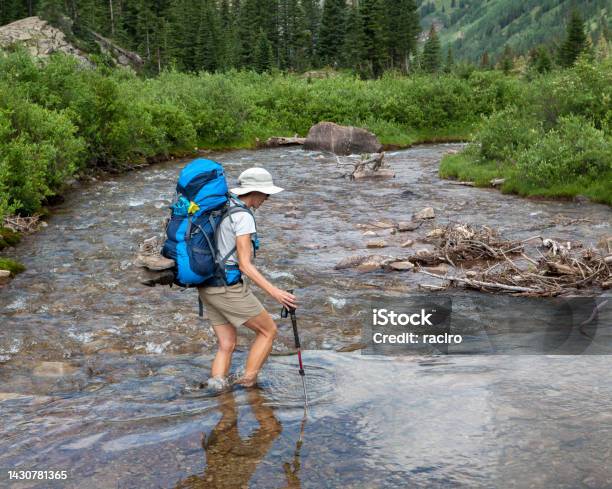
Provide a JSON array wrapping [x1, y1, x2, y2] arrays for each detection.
[[161, 158, 258, 288]]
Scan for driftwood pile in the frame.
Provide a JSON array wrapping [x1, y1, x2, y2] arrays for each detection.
[[335, 152, 394, 180], [3, 215, 41, 233], [411, 224, 611, 296]]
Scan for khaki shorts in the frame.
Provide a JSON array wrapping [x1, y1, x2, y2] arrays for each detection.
[[198, 281, 265, 328]]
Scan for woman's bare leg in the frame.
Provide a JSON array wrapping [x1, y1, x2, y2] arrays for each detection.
[[211, 323, 237, 378], [240, 310, 278, 386]]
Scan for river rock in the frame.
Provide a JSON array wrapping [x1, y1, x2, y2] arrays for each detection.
[[303, 122, 383, 155], [387, 261, 415, 271], [401, 240, 414, 247], [397, 221, 421, 232], [353, 168, 395, 179], [356, 255, 388, 271], [334, 255, 370, 269], [366, 240, 387, 248], [414, 207, 435, 220], [423, 263, 450, 274], [0, 270, 10, 285], [371, 220, 396, 229], [362, 230, 378, 237], [33, 361, 77, 377]]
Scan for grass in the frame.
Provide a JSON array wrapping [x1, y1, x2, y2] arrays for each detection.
[[439, 152, 612, 205], [0, 227, 21, 250], [0, 257, 25, 275]]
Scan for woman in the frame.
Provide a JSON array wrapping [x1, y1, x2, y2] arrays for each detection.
[[198, 167, 297, 388]]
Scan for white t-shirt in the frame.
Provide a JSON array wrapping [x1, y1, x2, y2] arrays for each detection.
[[216, 204, 256, 266]]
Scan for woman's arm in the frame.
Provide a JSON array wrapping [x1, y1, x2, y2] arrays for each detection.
[[236, 234, 297, 310]]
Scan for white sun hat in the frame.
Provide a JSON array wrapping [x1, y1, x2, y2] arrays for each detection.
[[230, 167, 284, 196]]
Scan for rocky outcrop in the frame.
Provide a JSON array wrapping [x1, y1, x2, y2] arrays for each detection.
[[304, 122, 383, 155], [0, 16, 143, 69], [0, 16, 91, 65]]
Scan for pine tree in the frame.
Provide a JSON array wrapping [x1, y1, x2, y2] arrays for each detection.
[[237, 0, 260, 68], [480, 50, 490, 69], [558, 9, 586, 68], [385, 0, 419, 73], [444, 44, 454, 73], [341, 4, 365, 72], [361, 0, 388, 77], [195, 0, 222, 72], [287, 0, 309, 70], [500, 45, 513, 74], [38, 0, 65, 24], [301, 0, 321, 66], [317, 0, 346, 66], [422, 24, 441, 73], [254, 28, 273, 72], [528, 46, 552, 74]]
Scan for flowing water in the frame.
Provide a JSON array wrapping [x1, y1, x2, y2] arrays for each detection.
[[0, 145, 611, 488]]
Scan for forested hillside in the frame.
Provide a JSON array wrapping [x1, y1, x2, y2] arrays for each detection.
[[0, 0, 610, 74], [418, 0, 610, 64], [0, 0, 420, 76]]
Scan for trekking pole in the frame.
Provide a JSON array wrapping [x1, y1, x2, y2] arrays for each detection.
[[281, 289, 308, 410]]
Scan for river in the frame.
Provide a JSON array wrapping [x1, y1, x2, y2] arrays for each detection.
[[1, 144, 611, 488]]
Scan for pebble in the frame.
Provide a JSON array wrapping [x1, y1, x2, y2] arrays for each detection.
[[366, 240, 387, 248], [401, 240, 414, 247]]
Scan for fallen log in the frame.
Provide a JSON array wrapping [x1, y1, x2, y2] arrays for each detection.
[[262, 135, 306, 147], [447, 180, 475, 187], [416, 269, 546, 294]]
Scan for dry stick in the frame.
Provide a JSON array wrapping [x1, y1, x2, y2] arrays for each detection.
[[416, 269, 544, 294], [520, 253, 539, 266]]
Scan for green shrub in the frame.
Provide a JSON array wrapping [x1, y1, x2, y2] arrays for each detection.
[[476, 106, 541, 162], [517, 115, 611, 186]]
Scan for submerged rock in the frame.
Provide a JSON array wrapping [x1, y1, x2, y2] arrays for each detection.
[[33, 361, 77, 377], [366, 240, 387, 248], [387, 261, 415, 271], [414, 207, 436, 220], [303, 122, 382, 155], [397, 221, 421, 232]]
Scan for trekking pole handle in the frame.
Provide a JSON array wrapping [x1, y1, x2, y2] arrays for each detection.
[[280, 290, 301, 349]]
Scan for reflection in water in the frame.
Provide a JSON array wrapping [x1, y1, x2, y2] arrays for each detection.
[[176, 388, 291, 489]]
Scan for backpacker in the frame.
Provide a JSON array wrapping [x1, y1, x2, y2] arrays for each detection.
[[161, 158, 258, 288]]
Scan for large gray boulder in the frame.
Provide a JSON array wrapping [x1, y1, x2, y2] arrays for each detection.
[[0, 17, 91, 65], [304, 122, 383, 155]]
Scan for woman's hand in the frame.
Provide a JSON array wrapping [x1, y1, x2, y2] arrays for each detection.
[[271, 287, 297, 310]]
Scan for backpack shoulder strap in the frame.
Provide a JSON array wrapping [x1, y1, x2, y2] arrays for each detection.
[[214, 199, 258, 267]]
